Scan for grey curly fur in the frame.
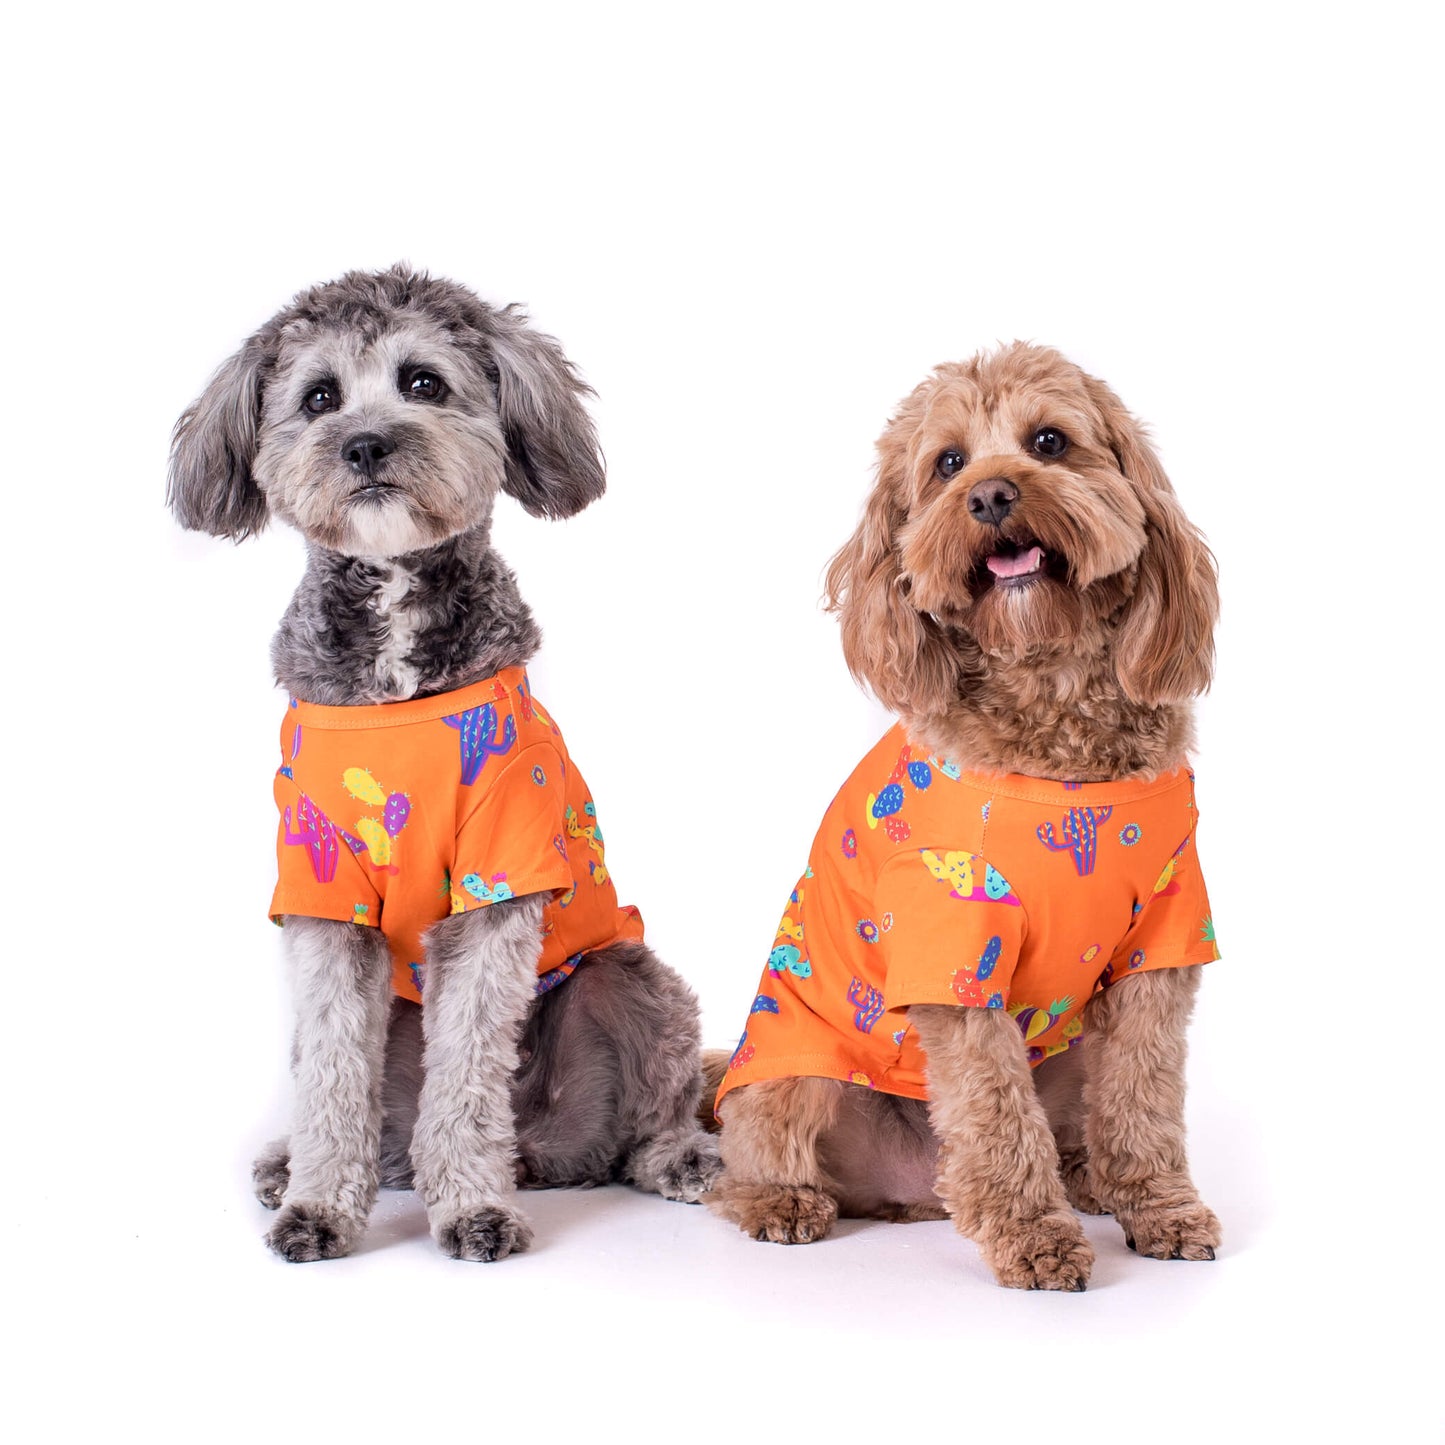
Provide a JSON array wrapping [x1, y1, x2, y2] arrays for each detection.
[[174, 264, 719, 1261]]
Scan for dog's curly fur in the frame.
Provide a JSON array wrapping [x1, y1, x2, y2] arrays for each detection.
[[707, 344, 1221, 1289], [170, 265, 720, 1262]]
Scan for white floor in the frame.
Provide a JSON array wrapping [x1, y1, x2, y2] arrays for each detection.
[[16, 1093, 1428, 1445]]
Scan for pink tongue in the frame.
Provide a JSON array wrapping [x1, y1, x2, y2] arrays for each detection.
[[986, 545, 1044, 579]]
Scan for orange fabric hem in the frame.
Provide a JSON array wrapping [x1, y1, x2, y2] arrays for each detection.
[[269, 889, 374, 929]]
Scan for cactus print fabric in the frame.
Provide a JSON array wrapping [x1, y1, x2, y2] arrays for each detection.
[[271, 668, 643, 1003], [715, 724, 1218, 1113]]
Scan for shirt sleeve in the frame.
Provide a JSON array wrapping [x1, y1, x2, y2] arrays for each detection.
[[270, 771, 382, 928], [449, 742, 575, 912], [875, 846, 1030, 1012], [1107, 829, 1220, 981]]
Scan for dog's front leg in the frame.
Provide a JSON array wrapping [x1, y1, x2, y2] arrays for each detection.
[[708, 1076, 843, 1243], [267, 915, 393, 1262], [911, 1004, 1093, 1291], [1082, 965, 1220, 1260], [411, 896, 544, 1261]]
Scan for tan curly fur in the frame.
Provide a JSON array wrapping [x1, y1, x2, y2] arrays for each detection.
[[709, 344, 1221, 1288]]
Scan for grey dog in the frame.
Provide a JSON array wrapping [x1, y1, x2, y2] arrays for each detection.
[[169, 264, 719, 1262]]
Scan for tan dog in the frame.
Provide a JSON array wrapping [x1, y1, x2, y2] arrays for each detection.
[[706, 344, 1221, 1291]]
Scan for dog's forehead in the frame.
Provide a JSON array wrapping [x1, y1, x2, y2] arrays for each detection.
[[275, 318, 479, 379], [922, 349, 1103, 451]]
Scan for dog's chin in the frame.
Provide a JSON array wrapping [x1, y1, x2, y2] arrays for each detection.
[[337, 489, 451, 558], [934, 543, 1095, 658]]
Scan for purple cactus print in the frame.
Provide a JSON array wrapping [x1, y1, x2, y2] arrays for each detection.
[[1036, 806, 1114, 876], [443, 703, 517, 785], [383, 792, 411, 838], [847, 976, 886, 1034], [283, 793, 340, 883]]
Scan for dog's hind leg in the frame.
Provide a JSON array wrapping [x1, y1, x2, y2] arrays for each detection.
[[708, 1076, 843, 1244], [1082, 965, 1220, 1261], [265, 916, 393, 1262], [409, 896, 543, 1262], [252, 1137, 290, 1209], [511, 941, 720, 1201], [911, 1004, 1094, 1291]]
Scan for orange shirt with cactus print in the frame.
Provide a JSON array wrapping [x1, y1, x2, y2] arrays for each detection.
[[270, 668, 643, 1004], [715, 724, 1219, 1112]]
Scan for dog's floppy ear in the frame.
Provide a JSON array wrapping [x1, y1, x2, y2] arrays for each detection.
[[1086, 376, 1219, 705], [167, 336, 272, 540], [826, 404, 963, 718], [486, 306, 605, 520]]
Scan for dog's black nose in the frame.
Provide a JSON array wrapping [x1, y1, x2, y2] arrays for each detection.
[[966, 477, 1019, 528], [342, 432, 395, 478]]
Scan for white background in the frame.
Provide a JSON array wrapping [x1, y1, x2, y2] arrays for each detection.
[[4, 2, 1438, 1440]]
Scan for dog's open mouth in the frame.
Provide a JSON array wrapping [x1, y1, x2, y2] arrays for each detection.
[[977, 538, 1059, 591]]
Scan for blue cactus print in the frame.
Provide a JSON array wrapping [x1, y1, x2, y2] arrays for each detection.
[[444, 703, 517, 785], [984, 865, 1012, 900], [976, 934, 1003, 981], [1037, 806, 1114, 876], [750, 994, 780, 1015], [872, 784, 905, 818], [768, 944, 812, 979], [461, 872, 515, 903]]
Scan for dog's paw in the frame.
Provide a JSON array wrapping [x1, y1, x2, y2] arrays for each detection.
[[434, 1204, 534, 1262], [982, 1211, 1094, 1291], [707, 1182, 839, 1244], [266, 1201, 363, 1262], [1120, 1201, 1220, 1261], [651, 1132, 723, 1203], [252, 1139, 291, 1211]]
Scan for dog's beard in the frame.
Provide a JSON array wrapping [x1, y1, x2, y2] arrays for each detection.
[[264, 454, 492, 558], [963, 574, 1094, 656], [336, 489, 441, 557]]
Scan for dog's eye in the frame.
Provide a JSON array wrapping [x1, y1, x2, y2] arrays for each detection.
[[1031, 428, 1069, 458], [405, 370, 448, 403], [303, 384, 339, 416], [935, 449, 967, 480]]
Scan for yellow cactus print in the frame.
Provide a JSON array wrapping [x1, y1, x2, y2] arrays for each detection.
[[920, 848, 976, 895], [355, 816, 392, 868], [565, 802, 612, 886], [343, 767, 388, 805]]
